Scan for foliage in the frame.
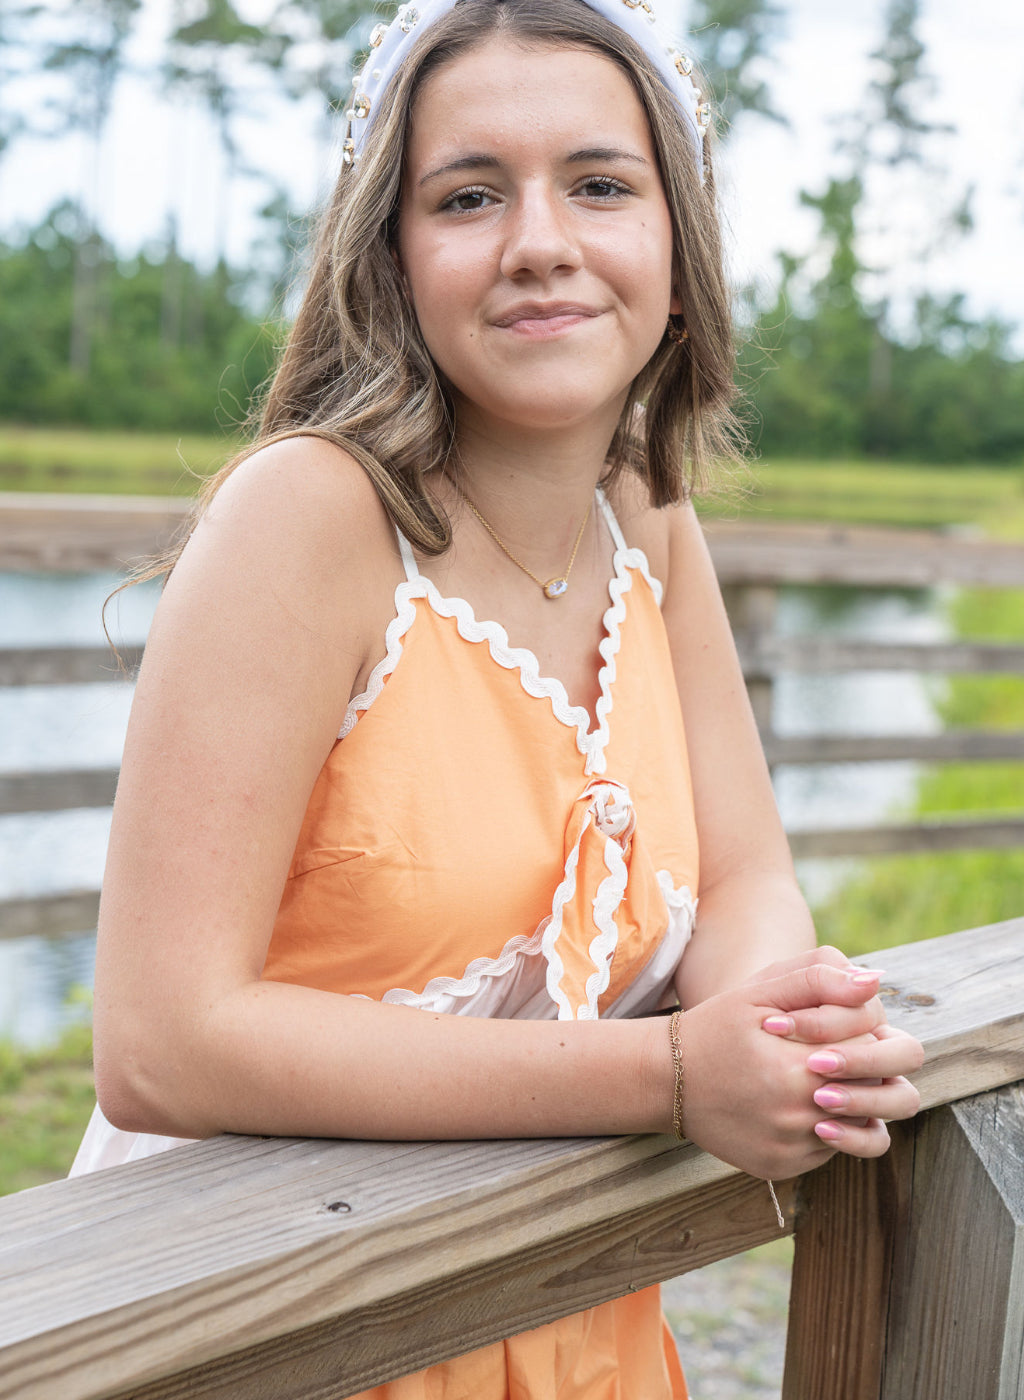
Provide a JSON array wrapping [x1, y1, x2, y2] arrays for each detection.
[[0, 1, 1022, 453], [0, 1021, 95, 1196], [736, 0, 1024, 463], [0, 204, 279, 431], [742, 291, 1024, 463], [688, 0, 786, 130]]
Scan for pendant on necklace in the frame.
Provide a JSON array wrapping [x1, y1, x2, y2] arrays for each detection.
[[544, 577, 569, 599]]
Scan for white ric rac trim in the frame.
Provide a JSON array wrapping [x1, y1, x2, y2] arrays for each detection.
[[338, 511, 664, 775], [367, 872, 696, 1020]]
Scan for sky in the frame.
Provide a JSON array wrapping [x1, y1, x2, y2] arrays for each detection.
[[2, 0, 1022, 337]]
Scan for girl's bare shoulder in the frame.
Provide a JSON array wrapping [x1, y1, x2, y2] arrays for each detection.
[[203, 435, 398, 572], [166, 435, 405, 708]]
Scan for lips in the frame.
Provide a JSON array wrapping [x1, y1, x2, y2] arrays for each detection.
[[492, 302, 600, 329]]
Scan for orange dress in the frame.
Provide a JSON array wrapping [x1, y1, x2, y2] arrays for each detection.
[[73, 491, 698, 1398]]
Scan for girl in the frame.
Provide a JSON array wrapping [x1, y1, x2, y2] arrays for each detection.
[[74, 1, 924, 1394]]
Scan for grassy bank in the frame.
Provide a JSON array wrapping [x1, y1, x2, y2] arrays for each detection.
[[717, 456, 1024, 538], [2, 424, 1023, 534], [0, 425, 238, 496], [0, 1022, 95, 1194]]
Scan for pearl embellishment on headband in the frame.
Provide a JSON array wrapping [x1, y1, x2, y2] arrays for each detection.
[[341, 0, 712, 180]]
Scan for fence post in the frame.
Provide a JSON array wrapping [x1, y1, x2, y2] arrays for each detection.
[[783, 1084, 1024, 1400], [723, 582, 778, 738], [781, 1120, 914, 1399], [879, 1082, 1024, 1398]]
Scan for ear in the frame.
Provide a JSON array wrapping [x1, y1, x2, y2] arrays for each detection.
[[669, 286, 684, 316]]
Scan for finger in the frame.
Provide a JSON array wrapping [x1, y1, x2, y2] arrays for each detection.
[[762, 999, 886, 1043], [761, 963, 887, 1015], [812, 1076, 921, 1123], [748, 944, 853, 985], [813, 1117, 892, 1158], [805, 1029, 925, 1081]]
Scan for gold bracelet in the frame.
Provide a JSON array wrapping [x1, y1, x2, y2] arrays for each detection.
[[669, 1009, 685, 1141], [667, 1010, 784, 1227]]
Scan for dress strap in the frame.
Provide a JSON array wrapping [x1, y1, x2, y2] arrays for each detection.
[[395, 526, 419, 583], [596, 487, 629, 554]]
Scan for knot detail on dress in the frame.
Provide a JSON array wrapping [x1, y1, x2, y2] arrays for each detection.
[[541, 778, 673, 1021], [592, 783, 636, 846]]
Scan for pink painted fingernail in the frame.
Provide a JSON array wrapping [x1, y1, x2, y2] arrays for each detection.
[[762, 1015, 793, 1035], [814, 1121, 844, 1143], [814, 1087, 848, 1110], [807, 1051, 844, 1074], [850, 970, 881, 987]]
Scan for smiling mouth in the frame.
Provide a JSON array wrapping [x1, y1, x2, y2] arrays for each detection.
[[493, 305, 601, 334]]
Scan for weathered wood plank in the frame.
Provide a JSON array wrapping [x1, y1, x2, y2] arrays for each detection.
[[738, 635, 1024, 676], [782, 1120, 915, 1400], [0, 1134, 790, 1400], [0, 492, 189, 572], [872, 920, 1024, 1112], [4, 634, 1022, 688], [763, 731, 1024, 764], [704, 520, 1024, 589], [788, 817, 1024, 858], [0, 890, 100, 940], [0, 923, 1021, 1400], [880, 1084, 1024, 1399], [0, 769, 118, 816], [106, 1165, 796, 1400], [4, 496, 1023, 588], [0, 646, 140, 686], [723, 582, 778, 731]]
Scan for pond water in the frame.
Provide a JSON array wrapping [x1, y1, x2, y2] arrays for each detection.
[[0, 572, 950, 1045]]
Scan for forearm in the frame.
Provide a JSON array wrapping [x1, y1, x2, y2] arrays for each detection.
[[675, 868, 818, 1008], [95, 979, 677, 1143]]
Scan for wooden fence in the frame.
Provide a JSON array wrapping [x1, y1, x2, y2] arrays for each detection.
[[1, 496, 1023, 939], [0, 919, 1022, 1399]]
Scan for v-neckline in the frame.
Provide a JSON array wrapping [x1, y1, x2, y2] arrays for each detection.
[[339, 492, 664, 776]]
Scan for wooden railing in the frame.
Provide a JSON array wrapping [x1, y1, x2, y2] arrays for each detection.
[[0, 920, 1022, 1400], [2, 496, 1023, 939], [713, 519, 1024, 860]]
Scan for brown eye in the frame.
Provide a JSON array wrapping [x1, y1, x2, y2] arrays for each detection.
[[441, 186, 493, 213], [577, 178, 630, 200]]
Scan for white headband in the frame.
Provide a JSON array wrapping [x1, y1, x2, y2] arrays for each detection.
[[342, 0, 711, 179]]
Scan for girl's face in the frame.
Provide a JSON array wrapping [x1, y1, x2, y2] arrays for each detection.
[[396, 38, 680, 442]]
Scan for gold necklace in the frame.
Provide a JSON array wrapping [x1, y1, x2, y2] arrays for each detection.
[[454, 483, 593, 599]]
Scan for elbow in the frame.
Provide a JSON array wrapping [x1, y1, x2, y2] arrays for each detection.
[[92, 1021, 214, 1139]]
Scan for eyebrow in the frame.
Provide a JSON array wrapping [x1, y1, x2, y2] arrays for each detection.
[[418, 146, 649, 187]]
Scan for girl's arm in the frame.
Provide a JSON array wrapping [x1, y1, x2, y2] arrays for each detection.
[[93, 447, 913, 1180], [649, 500, 922, 1169], [94, 438, 678, 1143], [658, 500, 817, 1003]]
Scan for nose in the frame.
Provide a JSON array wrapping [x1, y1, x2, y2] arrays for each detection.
[[499, 184, 583, 281]]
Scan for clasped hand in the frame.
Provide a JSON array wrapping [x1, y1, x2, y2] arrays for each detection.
[[679, 947, 924, 1181]]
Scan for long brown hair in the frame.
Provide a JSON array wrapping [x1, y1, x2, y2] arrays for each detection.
[[140, 0, 738, 582]]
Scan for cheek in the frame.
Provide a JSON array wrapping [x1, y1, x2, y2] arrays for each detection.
[[403, 238, 478, 328]]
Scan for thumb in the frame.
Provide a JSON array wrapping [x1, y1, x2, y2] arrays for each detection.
[[760, 963, 884, 1013]]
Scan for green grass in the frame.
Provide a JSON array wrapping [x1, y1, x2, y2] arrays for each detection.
[[698, 456, 1024, 538], [0, 424, 237, 496], [0, 1022, 95, 1195], [3, 425, 1023, 537]]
